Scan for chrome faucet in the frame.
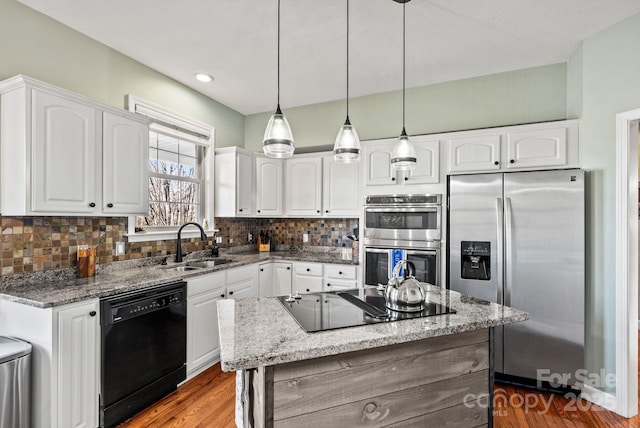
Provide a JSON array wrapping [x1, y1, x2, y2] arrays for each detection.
[[175, 222, 207, 263]]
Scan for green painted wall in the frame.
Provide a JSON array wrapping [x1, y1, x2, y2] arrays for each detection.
[[0, 0, 244, 148], [245, 64, 568, 151], [574, 12, 640, 393]]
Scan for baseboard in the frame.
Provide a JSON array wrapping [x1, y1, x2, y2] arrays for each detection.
[[581, 384, 618, 413]]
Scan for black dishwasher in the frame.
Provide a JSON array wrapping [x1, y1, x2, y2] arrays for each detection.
[[100, 281, 187, 428]]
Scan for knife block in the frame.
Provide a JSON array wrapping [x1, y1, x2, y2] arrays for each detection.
[[257, 236, 270, 252]]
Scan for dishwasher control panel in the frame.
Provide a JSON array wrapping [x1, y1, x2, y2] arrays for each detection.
[[101, 281, 186, 325]]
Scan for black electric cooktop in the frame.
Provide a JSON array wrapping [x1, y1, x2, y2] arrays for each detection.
[[277, 287, 455, 333]]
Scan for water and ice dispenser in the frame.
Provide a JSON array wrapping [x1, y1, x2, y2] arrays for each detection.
[[461, 241, 491, 280]]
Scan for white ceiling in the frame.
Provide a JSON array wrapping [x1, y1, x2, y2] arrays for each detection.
[[16, 0, 640, 115]]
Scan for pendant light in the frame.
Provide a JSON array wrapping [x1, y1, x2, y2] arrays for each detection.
[[390, 0, 416, 171], [263, 0, 295, 158], [333, 0, 361, 163]]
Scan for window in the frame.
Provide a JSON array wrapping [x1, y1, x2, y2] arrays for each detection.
[[140, 128, 204, 227], [126, 95, 214, 241]]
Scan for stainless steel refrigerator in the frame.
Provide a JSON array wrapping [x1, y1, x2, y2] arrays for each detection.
[[448, 169, 584, 389]]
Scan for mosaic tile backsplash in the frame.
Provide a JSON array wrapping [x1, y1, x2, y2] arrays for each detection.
[[0, 216, 358, 275]]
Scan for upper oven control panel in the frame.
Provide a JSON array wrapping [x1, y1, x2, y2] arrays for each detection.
[[365, 194, 442, 205]]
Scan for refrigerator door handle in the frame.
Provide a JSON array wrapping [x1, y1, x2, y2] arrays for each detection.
[[496, 198, 504, 305], [504, 197, 513, 307]]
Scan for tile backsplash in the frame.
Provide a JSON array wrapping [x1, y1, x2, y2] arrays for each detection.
[[0, 216, 358, 275]]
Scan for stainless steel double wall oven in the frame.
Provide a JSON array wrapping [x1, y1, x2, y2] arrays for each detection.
[[363, 194, 441, 287]]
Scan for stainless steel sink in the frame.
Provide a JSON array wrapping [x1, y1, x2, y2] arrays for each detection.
[[186, 259, 233, 268], [161, 265, 201, 272]]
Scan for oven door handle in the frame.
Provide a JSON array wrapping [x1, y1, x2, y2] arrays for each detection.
[[364, 248, 393, 254], [365, 207, 439, 213], [404, 249, 439, 256]]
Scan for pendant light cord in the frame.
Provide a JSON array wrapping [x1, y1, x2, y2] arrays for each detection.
[[346, 0, 350, 118], [277, 0, 281, 108], [402, 2, 406, 130]]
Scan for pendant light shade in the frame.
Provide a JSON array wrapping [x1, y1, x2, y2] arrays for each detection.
[[263, 0, 294, 158], [334, 0, 360, 163], [264, 105, 295, 158], [391, 0, 416, 171]]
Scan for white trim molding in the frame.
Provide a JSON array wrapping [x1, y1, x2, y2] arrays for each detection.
[[612, 107, 640, 418], [124, 95, 216, 241], [582, 384, 618, 413]]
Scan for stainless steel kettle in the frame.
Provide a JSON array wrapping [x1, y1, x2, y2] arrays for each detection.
[[385, 260, 426, 312]]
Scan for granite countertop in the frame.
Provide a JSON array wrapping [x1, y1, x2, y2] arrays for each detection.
[[0, 249, 357, 308], [217, 284, 528, 371]]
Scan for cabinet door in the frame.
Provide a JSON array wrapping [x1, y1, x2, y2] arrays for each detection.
[[255, 157, 283, 216], [322, 155, 360, 216], [187, 288, 224, 374], [56, 300, 99, 428], [448, 134, 501, 173], [273, 262, 293, 296], [401, 139, 439, 184], [103, 112, 149, 214], [285, 156, 322, 216], [506, 127, 568, 170], [237, 151, 255, 215], [32, 89, 100, 213], [258, 263, 274, 297], [363, 139, 397, 186], [227, 280, 256, 299]]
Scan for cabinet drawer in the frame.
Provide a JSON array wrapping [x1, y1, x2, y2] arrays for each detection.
[[324, 264, 357, 280], [188, 271, 225, 297], [294, 262, 323, 277], [226, 264, 256, 285], [324, 279, 358, 291], [294, 276, 323, 294]]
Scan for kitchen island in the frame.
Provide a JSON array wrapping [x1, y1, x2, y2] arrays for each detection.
[[217, 285, 528, 428]]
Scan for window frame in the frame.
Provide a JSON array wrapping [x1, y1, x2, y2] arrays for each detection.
[[125, 95, 215, 242]]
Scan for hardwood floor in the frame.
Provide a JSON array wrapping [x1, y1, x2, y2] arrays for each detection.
[[118, 365, 236, 428], [120, 363, 640, 428]]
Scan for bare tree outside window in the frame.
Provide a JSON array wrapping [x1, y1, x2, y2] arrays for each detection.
[[137, 130, 203, 227]]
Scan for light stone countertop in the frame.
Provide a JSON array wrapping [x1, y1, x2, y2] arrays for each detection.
[[0, 249, 357, 308], [217, 284, 529, 371]]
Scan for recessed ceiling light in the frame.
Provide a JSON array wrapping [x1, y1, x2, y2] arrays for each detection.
[[194, 73, 214, 83]]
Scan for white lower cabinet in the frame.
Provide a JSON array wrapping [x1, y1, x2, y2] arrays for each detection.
[[258, 262, 274, 297], [293, 262, 323, 294], [323, 264, 358, 291], [186, 264, 258, 378], [186, 271, 225, 377], [272, 262, 293, 296], [56, 300, 99, 428], [0, 298, 99, 428], [258, 261, 294, 297], [226, 264, 258, 299]]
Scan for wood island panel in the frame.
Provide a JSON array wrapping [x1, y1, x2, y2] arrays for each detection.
[[251, 328, 492, 427]]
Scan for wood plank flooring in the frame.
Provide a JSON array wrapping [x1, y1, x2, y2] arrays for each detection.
[[119, 361, 640, 428]]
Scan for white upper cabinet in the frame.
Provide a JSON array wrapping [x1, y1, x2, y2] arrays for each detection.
[[446, 120, 578, 174], [363, 137, 440, 186], [0, 75, 149, 216], [363, 139, 396, 186], [31, 89, 101, 213], [402, 137, 440, 184], [214, 147, 255, 217], [506, 125, 568, 169], [103, 112, 149, 214], [447, 134, 501, 173], [285, 155, 323, 216], [322, 154, 361, 217], [255, 156, 284, 216]]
